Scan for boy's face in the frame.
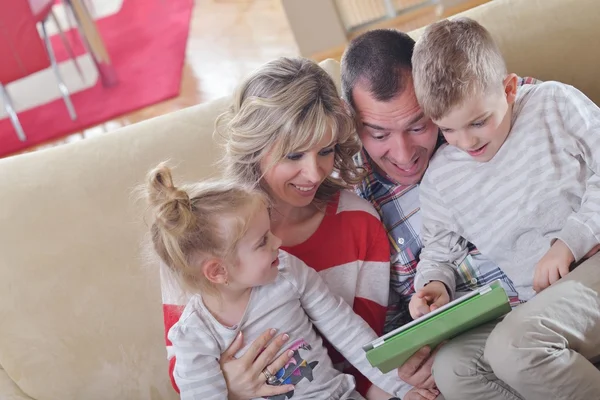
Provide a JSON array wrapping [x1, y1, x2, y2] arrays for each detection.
[[433, 74, 518, 162]]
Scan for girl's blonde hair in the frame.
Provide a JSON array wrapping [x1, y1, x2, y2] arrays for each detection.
[[146, 162, 267, 296], [216, 57, 363, 207]]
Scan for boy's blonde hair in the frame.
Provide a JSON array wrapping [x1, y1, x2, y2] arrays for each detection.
[[145, 162, 267, 296], [412, 17, 507, 120], [216, 57, 363, 207]]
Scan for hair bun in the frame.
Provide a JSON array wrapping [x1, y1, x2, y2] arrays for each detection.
[[147, 163, 195, 235]]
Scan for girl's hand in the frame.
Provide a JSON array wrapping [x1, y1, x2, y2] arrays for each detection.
[[533, 240, 574, 293], [220, 329, 295, 400]]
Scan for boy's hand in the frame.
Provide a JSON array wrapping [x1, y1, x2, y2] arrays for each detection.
[[533, 239, 574, 293], [409, 281, 450, 319]]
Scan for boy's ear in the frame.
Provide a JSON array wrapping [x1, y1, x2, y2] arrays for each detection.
[[202, 258, 228, 285], [503, 73, 519, 104]]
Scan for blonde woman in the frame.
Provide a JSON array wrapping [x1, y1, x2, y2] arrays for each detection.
[[215, 57, 406, 400], [159, 57, 427, 400]]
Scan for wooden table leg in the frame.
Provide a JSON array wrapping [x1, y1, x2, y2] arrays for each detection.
[[64, 0, 118, 87]]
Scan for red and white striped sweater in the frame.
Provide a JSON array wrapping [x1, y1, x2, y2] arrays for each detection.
[[160, 190, 391, 395]]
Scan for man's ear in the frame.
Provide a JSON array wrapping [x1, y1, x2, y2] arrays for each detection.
[[503, 73, 519, 105], [202, 258, 228, 285]]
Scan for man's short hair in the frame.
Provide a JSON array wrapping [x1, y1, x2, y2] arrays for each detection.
[[341, 29, 415, 109], [412, 17, 507, 120]]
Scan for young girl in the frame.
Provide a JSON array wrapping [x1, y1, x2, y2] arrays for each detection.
[[145, 163, 418, 400]]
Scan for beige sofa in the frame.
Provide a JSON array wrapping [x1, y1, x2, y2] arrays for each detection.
[[1, 0, 599, 398]]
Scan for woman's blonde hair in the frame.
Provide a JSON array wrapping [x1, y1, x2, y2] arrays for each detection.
[[145, 162, 267, 296], [216, 57, 363, 207]]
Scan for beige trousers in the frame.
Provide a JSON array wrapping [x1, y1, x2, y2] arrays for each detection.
[[432, 252, 600, 400]]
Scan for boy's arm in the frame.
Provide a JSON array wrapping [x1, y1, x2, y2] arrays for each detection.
[[169, 320, 228, 400], [553, 84, 600, 261], [285, 255, 413, 399], [415, 174, 469, 300]]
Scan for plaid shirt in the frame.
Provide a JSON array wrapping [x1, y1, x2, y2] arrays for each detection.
[[355, 76, 539, 333]]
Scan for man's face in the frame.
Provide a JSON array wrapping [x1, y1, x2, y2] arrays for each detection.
[[352, 77, 439, 185]]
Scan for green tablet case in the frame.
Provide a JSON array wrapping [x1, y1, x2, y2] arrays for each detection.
[[365, 281, 511, 373]]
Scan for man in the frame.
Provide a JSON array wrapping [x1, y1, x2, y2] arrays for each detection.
[[340, 29, 529, 400]]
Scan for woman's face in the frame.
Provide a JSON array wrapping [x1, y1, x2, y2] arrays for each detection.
[[260, 131, 336, 208]]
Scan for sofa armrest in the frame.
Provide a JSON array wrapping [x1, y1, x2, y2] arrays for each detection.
[[0, 367, 33, 400]]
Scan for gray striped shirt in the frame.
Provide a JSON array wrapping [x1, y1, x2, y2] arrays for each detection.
[[415, 82, 600, 301], [169, 251, 411, 399]]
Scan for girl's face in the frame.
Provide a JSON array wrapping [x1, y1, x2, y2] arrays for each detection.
[[260, 131, 337, 209], [229, 204, 282, 288]]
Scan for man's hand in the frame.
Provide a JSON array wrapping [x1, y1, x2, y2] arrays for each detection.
[[409, 281, 450, 319], [533, 239, 574, 293], [397, 343, 445, 388], [403, 387, 440, 400]]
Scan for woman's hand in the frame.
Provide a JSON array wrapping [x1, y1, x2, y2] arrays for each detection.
[[220, 329, 295, 400]]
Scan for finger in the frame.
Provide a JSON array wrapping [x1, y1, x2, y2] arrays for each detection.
[[265, 348, 294, 379], [398, 346, 431, 380], [415, 388, 438, 400], [410, 297, 430, 319], [256, 383, 295, 398], [254, 333, 290, 373], [539, 267, 550, 292], [409, 353, 434, 388], [222, 331, 244, 361], [533, 266, 542, 293], [241, 328, 276, 365], [558, 261, 571, 279], [411, 341, 446, 388], [421, 374, 436, 389], [430, 295, 448, 311], [548, 265, 560, 285]]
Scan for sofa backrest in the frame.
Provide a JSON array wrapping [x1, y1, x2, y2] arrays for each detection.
[[0, 0, 598, 398]]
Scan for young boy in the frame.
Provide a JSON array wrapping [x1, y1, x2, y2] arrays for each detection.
[[408, 18, 600, 399]]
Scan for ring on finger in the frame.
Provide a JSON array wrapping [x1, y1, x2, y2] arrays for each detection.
[[262, 367, 278, 385]]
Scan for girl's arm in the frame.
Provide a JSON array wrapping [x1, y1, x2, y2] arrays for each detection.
[[169, 319, 228, 400], [284, 254, 413, 399]]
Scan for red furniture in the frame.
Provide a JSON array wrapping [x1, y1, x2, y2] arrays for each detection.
[[0, 0, 78, 141]]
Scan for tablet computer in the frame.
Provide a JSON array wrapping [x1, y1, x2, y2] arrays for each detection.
[[363, 279, 511, 373]]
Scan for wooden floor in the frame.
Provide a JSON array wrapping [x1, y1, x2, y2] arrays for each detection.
[[25, 0, 487, 154]]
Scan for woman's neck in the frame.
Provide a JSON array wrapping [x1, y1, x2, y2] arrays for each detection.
[[270, 200, 318, 226], [202, 286, 252, 328], [270, 200, 326, 248]]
